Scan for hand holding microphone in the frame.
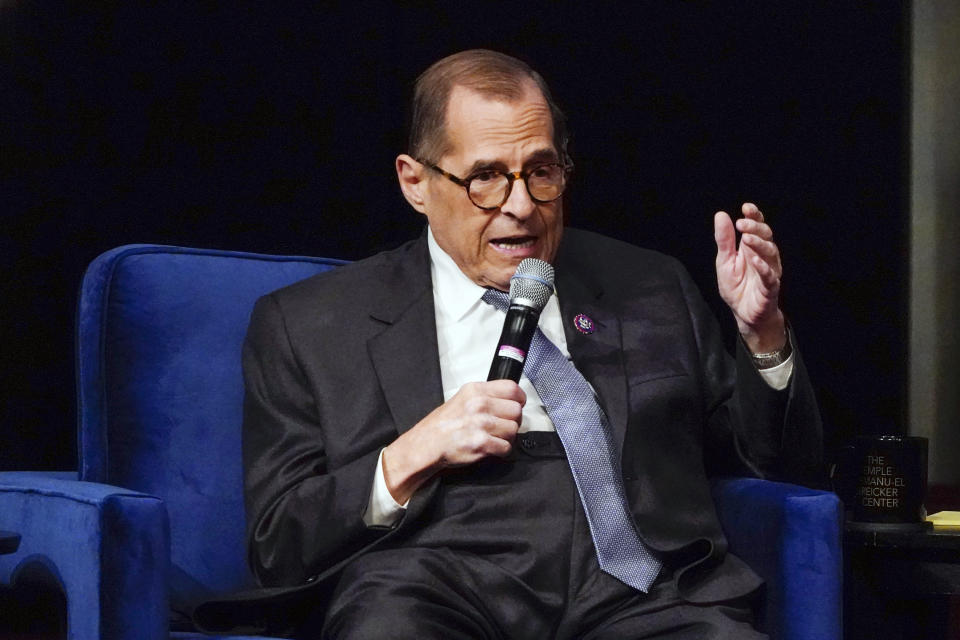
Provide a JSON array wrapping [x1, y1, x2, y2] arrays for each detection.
[[382, 259, 554, 502]]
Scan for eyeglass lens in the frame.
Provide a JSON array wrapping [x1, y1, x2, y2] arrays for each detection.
[[468, 165, 566, 208]]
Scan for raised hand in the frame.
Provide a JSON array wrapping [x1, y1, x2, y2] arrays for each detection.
[[714, 202, 787, 353]]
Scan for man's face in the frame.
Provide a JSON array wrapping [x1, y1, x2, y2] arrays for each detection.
[[422, 83, 564, 291]]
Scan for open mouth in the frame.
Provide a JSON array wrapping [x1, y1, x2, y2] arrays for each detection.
[[490, 236, 536, 251]]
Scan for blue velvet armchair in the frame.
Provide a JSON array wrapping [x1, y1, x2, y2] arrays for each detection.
[[0, 244, 842, 639]]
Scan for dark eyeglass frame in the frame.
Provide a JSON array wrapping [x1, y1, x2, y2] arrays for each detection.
[[423, 160, 573, 210]]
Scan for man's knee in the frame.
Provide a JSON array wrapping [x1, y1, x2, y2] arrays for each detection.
[[317, 549, 496, 640]]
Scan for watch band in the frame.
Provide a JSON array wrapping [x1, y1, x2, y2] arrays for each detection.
[[750, 337, 792, 369]]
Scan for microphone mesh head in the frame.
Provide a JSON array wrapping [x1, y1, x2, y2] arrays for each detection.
[[509, 258, 555, 311]]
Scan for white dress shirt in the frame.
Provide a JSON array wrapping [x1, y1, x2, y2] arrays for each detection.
[[363, 227, 793, 526]]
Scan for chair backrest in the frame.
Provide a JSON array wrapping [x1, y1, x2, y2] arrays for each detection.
[[76, 245, 344, 606]]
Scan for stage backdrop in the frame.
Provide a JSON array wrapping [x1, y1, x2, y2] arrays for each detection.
[[2, 2, 908, 475]]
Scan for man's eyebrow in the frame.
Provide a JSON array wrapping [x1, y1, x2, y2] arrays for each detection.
[[524, 148, 560, 166], [464, 148, 560, 176], [464, 159, 504, 176]]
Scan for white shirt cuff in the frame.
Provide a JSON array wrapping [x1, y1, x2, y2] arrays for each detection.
[[757, 354, 794, 391], [362, 448, 408, 528]]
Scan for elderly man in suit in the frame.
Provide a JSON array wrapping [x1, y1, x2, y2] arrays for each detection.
[[241, 49, 821, 639]]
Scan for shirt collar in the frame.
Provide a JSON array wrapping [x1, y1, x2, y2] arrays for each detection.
[[427, 226, 489, 322]]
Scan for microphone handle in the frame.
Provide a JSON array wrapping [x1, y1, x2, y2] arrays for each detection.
[[487, 304, 540, 382]]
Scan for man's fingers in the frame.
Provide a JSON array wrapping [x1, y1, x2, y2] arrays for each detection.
[[741, 202, 763, 221], [714, 211, 736, 260], [735, 217, 774, 241], [463, 416, 518, 460], [749, 255, 781, 293], [478, 379, 527, 404], [740, 233, 780, 262], [483, 396, 523, 422], [481, 432, 515, 458], [462, 394, 517, 421], [486, 416, 520, 442], [439, 381, 525, 463], [742, 244, 782, 287]]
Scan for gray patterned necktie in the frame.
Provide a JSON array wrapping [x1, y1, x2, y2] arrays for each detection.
[[482, 288, 662, 592]]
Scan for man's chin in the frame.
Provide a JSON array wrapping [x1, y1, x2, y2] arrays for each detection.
[[486, 278, 512, 292], [478, 268, 515, 292], [485, 256, 553, 291]]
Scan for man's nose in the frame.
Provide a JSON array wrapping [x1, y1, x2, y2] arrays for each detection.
[[500, 173, 536, 220]]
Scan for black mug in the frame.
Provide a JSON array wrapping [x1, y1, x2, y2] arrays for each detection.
[[841, 435, 929, 530]]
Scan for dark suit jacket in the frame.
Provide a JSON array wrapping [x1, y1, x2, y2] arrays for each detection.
[[195, 228, 822, 634]]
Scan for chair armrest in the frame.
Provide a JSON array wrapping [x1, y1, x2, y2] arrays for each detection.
[[711, 476, 843, 640], [0, 471, 170, 640]]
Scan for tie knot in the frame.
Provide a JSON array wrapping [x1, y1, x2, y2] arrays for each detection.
[[482, 288, 510, 313]]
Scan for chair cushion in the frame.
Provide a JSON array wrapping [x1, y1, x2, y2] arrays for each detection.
[[76, 245, 342, 605]]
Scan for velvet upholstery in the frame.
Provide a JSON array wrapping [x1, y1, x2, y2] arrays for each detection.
[[76, 246, 343, 622], [712, 476, 843, 640], [0, 471, 169, 640], [0, 244, 841, 639]]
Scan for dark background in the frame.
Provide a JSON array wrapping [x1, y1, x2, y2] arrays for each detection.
[[1, 2, 909, 473]]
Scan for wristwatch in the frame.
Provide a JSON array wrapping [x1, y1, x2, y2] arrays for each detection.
[[750, 337, 793, 369]]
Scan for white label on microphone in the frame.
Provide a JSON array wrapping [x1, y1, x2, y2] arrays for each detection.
[[497, 345, 526, 363]]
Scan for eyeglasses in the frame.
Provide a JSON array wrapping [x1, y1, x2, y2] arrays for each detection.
[[424, 161, 572, 210]]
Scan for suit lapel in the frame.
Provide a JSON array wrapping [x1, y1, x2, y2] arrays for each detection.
[[555, 250, 630, 450], [366, 235, 445, 435]]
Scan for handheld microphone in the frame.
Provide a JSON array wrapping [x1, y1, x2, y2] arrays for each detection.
[[487, 258, 555, 382]]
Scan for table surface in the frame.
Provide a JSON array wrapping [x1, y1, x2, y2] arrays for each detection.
[[845, 524, 960, 555], [844, 522, 960, 638]]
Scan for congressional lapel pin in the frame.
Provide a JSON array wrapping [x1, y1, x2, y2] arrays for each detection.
[[573, 313, 595, 335]]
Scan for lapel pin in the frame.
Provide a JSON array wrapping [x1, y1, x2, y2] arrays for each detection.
[[573, 313, 595, 335]]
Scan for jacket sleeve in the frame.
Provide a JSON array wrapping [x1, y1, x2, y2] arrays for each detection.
[[675, 261, 824, 486], [241, 294, 388, 587]]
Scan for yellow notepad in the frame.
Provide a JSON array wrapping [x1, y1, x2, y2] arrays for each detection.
[[926, 511, 960, 528]]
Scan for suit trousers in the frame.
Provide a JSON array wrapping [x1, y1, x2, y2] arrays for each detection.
[[306, 433, 767, 640]]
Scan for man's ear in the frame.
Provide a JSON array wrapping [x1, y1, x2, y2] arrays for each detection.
[[396, 154, 428, 214]]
